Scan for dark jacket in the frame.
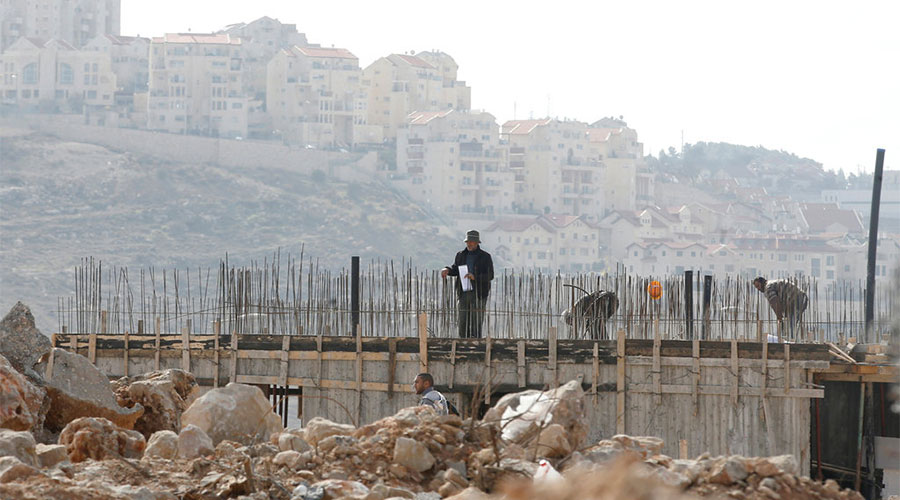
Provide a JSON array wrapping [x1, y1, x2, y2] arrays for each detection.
[[444, 246, 494, 299]]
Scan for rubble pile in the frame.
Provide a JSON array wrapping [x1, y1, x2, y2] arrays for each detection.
[[0, 303, 868, 499]]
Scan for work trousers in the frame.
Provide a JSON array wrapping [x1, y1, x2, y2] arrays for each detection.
[[458, 291, 487, 338]]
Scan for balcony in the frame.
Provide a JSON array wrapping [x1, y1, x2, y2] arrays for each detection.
[[510, 160, 525, 169], [514, 174, 526, 183], [408, 166, 423, 174], [509, 147, 525, 155], [408, 138, 424, 145], [407, 152, 424, 160]]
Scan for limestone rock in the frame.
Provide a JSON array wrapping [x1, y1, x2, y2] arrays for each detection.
[[0, 456, 41, 483], [311, 478, 369, 499], [0, 302, 51, 380], [767, 455, 799, 476], [0, 354, 47, 432], [274, 449, 313, 470], [181, 383, 283, 445], [278, 430, 312, 452], [445, 487, 491, 500], [0, 429, 37, 466], [111, 369, 199, 437], [534, 423, 572, 458], [44, 348, 144, 432], [34, 443, 68, 468], [319, 434, 358, 455], [438, 481, 464, 498], [483, 379, 587, 451], [177, 424, 214, 459], [58, 416, 146, 462], [144, 430, 178, 459], [304, 416, 356, 446], [393, 436, 435, 473]]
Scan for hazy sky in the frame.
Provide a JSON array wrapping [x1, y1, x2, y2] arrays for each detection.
[[122, 1, 898, 173]]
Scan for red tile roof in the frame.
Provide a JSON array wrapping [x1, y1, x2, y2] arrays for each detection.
[[162, 33, 241, 45], [296, 46, 357, 59], [502, 119, 552, 135], [800, 203, 865, 234], [407, 109, 453, 125], [486, 216, 554, 233], [392, 54, 434, 68], [587, 127, 620, 142]]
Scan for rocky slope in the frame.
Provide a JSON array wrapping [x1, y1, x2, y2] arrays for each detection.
[[0, 128, 457, 331]]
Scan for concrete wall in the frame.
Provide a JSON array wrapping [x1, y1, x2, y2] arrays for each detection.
[[3, 114, 378, 183]]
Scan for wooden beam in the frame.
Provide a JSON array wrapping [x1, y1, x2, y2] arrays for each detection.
[[154, 316, 161, 371], [449, 339, 457, 390], [592, 341, 599, 397], [484, 335, 492, 405], [388, 337, 397, 397], [230, 328, 238, 385], [355, 323, 362, 425], [123, 330, 129, 377], [181, 321, 191, 373], [517, 339, 526, 389], [549, 326, 558, 388], [280, 335, 290, 387], [731, 338, 738, 406], [628, 383, 823, 399], [418, 312, 428, 372], [784, 343, 791, 394], [213, 320, 220, 388], [692, 338, 700, 415], [616, 328, 625, 434], [653, 321, 661, 404], [88, 333, 97, 365]]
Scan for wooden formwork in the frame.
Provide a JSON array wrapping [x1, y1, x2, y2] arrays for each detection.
[[51, 316, 833, 475]]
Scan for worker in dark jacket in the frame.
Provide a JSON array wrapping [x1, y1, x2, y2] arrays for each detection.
[[441, 230, 494, 338]]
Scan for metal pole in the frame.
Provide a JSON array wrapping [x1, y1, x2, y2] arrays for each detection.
[[864, 149, 885, 343], [685, 270, 693, 339], [351, 256, 360, 334]]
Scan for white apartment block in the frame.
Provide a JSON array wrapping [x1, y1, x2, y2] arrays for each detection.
[[502, 118, 603, 218], [1, 0, 120, 51], [587, 118, 649, 213], [267, 45, 370, 148], [362, 51, 470, 141], [0, 36, 116, 111], [486, 214, 602, 271], [82, 34, 148, 93], [396, 109, 512, 215], [147, 33, 248, 138]]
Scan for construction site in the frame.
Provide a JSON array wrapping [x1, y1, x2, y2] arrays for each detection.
[[0, 253, 890, 499]]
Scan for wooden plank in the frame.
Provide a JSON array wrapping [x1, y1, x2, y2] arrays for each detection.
[[449, 340, 457, 390], [388, 337, 397, 397], [280, 335, 290, 386], [213, 321, 220, 388], [100, 310, 108, 335], [692, 338, 700, 415], [154, 316, 161, 371], [355, 323, 362, 425], [418, 312, 428, 372], [181, 322, 191, 373], [71, 334, 78, 356], [592, 342, 599, 396], [230, 329, 238, 385], [236, 374, 415, 393], [628, 383, 823, 399], [653, 321, 661, 404], [123, 330, 129, 377], [784, 343, 791, 394], [236, 351, 418, 362], [731, 338, 738, 406], [517, 340, 526, 388], [484, 335, 492, 404], [616, 328, 625, 434], [88, 333, 97, 365], [316, 331, 323, 385], [549, 326, 558, 388], [679, 439, 688, 460]]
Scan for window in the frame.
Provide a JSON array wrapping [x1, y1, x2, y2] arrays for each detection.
[[826, 256, 835, 266], [826, 270, 834, 279], [58, 63, 73, 84], [560, 248, 566, 256], [23, 63, 38, 84], [677, 251, 683, 257]]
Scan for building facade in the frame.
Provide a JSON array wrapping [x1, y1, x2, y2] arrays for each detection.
[[1, 0, 120, 51], [485, 214, 601, 271], [147, 33, 247, 138]]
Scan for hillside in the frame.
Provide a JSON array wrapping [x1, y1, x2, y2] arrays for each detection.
[[650, 142, 850, 200], [0, 128, 457, 331]]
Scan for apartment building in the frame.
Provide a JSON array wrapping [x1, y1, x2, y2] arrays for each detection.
[[485, 214, 601, 271], [267, 45, 371, 148], [362, 51, 470, 141], [502, 118, 603, 218], [82, 34, 148, 93], [587, 118, 649, 213], [1, 0, 120, 51], [0, 36, 116, 111], [395, 109, 512, 215], [147, 33, 247, 138]]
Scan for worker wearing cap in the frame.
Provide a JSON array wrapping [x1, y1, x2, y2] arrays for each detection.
[[441, 230, 494, 338]]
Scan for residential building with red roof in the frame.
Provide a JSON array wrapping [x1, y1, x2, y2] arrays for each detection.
[[362, 51, 470, 141], [485, 214, 602, 271], [267, 45, 372, 148]]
